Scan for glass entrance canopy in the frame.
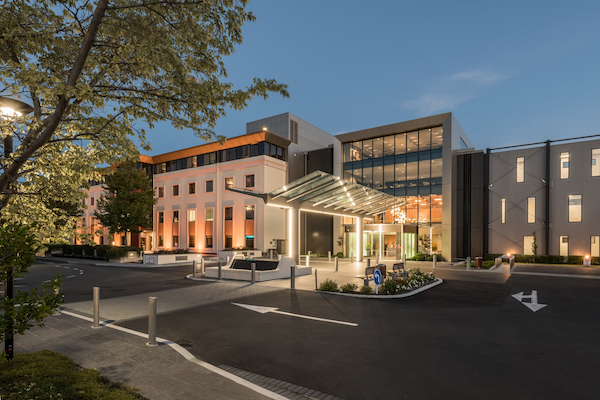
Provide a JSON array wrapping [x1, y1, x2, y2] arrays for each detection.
[[230, 170, 406, 218]]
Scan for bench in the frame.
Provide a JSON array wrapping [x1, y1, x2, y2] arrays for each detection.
[[356, 266, 376, 286], [391, 262, 407, 279]]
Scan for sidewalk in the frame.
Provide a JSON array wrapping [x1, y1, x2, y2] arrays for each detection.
[[16, 312, 280, 400]]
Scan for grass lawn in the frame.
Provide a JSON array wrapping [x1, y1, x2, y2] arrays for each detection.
[[0, 350, 146, 399]]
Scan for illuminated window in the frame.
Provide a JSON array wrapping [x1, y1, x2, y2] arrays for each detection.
[[523, 236, 534, 255], [559, 236, 569, 256], [501, 199, 506, 224], [560, 152, 569, 179], [568, 194, 581, 222], [205, 208, 213, 248], [173, 210, 179, 223], [527, 197, 535, 223], [188, 209, 195, 248], [592, 149, 599, 176], [188, 209, 196, 222], [245, 174, 255, 188], [592, 236, 599, 258], [224, 177, 233, 190], [516, 157, 524, 182]]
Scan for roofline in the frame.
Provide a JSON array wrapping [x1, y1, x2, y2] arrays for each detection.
[[335, 113, 452, 143], [138, 131, 291, 165]]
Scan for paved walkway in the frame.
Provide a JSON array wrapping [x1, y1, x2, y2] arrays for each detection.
[[16, 312, 278, 400]]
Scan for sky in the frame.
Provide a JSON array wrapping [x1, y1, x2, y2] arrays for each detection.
[[140, 0, 600, 156]]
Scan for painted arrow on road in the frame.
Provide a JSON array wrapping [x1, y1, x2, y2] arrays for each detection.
[[512, 290, 547, 312], [232, 303, 358, 327]]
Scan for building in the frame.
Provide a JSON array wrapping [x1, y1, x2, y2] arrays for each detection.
[[81, 112, 600, 261]]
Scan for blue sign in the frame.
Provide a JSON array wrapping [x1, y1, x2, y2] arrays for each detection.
[[373, 269, 382, 285]]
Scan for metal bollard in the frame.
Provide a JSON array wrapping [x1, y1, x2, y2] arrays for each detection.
[[433, 255, 437, 269], [251, 263, 256, 284], [351, 252, 354, 263], [328, 251, 331, 262], [201, 257, 205, 274], [92, 287, 100, 329], [192, 260, 196, 278], [367, 258, 371, 268], [226, 256, 230, 266], [402, 253, 406, 267], [306, 254, 310, 267], [376, 253, 379, 264], [467, 256, 471, 270], [218, 261, 222, 280], [314, 269, 318, 289], [291, 265, 296, 289], [335, 256, 339, 271], [147, 297, 157, 347]]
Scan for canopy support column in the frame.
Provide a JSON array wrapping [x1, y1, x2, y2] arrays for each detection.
[[289, 207, 300, 264], [356, 217, 363, 262]]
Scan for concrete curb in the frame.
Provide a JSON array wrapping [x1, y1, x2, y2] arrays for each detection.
[[58, 309, 288, 400], [317, 278, 443, 299]]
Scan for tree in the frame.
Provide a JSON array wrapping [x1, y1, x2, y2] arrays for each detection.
[[532, 231, 538, 261], [94, 159, 157, 237], [0, 0, 289, 240], [0, 223, 63, 359]]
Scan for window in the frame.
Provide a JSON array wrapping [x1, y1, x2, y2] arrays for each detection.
[[173, 235, 179, 247], [592, 149, 600, 176], [158, 211, 164, 223], [568, 194, 581, 222], [460, 138, 468, 149], [188, 235, 195, 248], [516, 157, 524, 183], [188, 209, 196, 248], [224, 206, 233, 249], [592, 236, 599, 258], [205, 208, 213, 248], [523, 236, 534, 255], [188, 182, 196, 194], [245, 174, 255, 188], [559, 236, 569, 256], [188, 209, 196, 222], [173, 210, 179, 223], [159, 235, 164, 247], [224, 177, 233, 190], [501, 199, 506, 224], [206, 180, 213, 193], [225, 207, 233, 220], [527, 197, 535, 223], [173, 185, 179, 196], [560, 152, 569, 179], [245, 205, 254, 220], [245, 205, 255, 248], [91, 197, 95, 206], [158, 187, 165, 198]]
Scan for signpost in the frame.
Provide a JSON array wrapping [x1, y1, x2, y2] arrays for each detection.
[[374, 269, 382, 295]]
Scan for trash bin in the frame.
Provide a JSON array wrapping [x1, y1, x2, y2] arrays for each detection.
[[476, 257, 483, 267]]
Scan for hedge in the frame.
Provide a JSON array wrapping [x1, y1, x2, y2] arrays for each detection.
[[46, 244, 142, 261], [484, 253, 599, 265]]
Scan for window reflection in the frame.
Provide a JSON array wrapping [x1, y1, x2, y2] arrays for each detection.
[[407, 131, 419, 153]]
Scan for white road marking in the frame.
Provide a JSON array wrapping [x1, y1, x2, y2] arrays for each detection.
[[66, 275, 76, 278], [232, 303, 358, 327], [512, 290, 547, 312], [63, 266, 70, 269]]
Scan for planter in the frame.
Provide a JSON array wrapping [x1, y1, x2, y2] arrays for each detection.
[[109, 251, 143, 264], [218, 250, 261, 260], [143, 253, 203, 265]]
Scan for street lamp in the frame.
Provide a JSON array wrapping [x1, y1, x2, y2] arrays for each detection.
[[0, 96, 33, 361]]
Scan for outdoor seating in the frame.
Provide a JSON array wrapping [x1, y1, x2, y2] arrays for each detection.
[[391, 262, 407, 279], [356, 266, 375, 286]]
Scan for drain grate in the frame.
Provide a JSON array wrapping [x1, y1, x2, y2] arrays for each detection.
[[175, 339, 193, 348], [219, 364, 344, 400]]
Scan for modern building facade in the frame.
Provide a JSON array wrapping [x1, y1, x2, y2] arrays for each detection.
[[81, 111, 599, 261]]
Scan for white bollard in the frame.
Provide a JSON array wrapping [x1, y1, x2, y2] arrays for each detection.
[[433, 255, 437, 269], [192, 260, 196, 278], [351, 252, 354, 263], [226, 256, 230, 266], [335, 256, 339, 271], [278, 254, 282, 261], [328, 251, 331, 262], [376, 253, 379, 264], [201, 257, 205, 274], [92, 287, 100, 328], [251, 263, 256, 284], [402, 253, 406, 267], [467, 256, 471, 270], [147, 297, 157, 347], [306, 254, 310, 267]]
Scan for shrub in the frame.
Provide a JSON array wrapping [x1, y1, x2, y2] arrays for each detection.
[[411, 253, 426, 261], [82, 244, 96, 258], [94, 245, 110, 259], [61, 245, 73, 255], [359, 285, 374, 294], [336, 252, 344, 258], [482, 260, 495, 269], [340, 283, 358, 293], [157, 248, 190, 254], [105, 246, 142, 261], [72, 245, 84, 256], [484, 253, 503, 261], [427, 254, 445, 261], [317, 278, 338, 292]]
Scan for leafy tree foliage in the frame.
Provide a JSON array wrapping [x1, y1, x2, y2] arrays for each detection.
[[0, 0, 288, 242], [0, 223, 63, 355], [94, 160, 157, 235]]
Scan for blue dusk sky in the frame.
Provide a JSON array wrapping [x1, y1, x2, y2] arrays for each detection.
[[140, 0, 600, 155]]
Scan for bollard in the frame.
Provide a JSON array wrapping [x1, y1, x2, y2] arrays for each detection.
[[251, 263, 256, 284], [351, 252, 354, 263], [147, 297, 157, 347], [192, 260, 196, 278], [291, 265, 296, 289], [201, 257, 205, 274], [402, 253, 406, 268], [306, 254, 310, 267], [92, 287, 100, 329], [226, 256, 230, 266], [278, 254, 282, 261], [376, 253, 379, 264], [433, 254, 437, 269], [328, 251, 331, 262], [315, 269, 318, 289], [270, 249, 273, 260], [335, 256, 339, 272], [466, 256, 471, 270], [218, 261, 222, 280], [367, 258, 371, 268]]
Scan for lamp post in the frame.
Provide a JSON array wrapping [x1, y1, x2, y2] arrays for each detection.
[[0, 96, 33, 360]]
